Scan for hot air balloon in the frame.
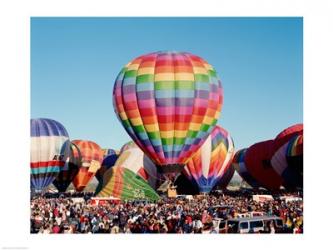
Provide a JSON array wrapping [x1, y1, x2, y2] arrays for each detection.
[[95, 149, 119, 194], [53, 142, 81, 192], [244, 140, 283, 190], [96, 149, 119, 183], [112, 141, 158, 189], [232, 149, 261, 188], [97, 166, 160, 201], [113, 51, 223, 175], [286, 134, 303, 174], [72, 140, 103, 192], [271, 134, 303, 189], [31, 118, 70, 192], [273, 124, 303, 151], [183, 126, 234, 193]]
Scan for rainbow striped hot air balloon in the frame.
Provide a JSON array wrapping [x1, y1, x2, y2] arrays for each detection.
[[183, 126, 235, 193], [287, 134, 303, 158], [72, 140, 104, 192], [30, 118, 70, 192], [287, 134, 303, 181], [271, 124, 303, 189], [271, 134, 303, 189], [113, 51, 223, 174], [273, 124, 303, 152]]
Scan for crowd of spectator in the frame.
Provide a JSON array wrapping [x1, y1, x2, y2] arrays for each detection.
[[30, 190, 303, 234]]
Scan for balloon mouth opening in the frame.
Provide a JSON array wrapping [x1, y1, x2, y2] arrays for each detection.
[[157, 164, 185, 174]]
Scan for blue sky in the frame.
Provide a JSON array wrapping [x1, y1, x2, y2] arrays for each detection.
[[31, 17, 303, 151]]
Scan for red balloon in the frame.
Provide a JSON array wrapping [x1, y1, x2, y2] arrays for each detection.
[[244, 140, 283, 190]]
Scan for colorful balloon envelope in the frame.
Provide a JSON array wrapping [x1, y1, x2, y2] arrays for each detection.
[[97, 166, 160, 201], [72, 140, 103, 192], [271, 134, 303, 189], [232, 149, 261, 188], [95, 149, 119, 194], [112, 141, 158, 189], [30, 118, 70, 192], [287, 134, 303, 158], [244, 140, 283, 190], [183, 126, 234, 193], [273, 123, 303, 151], [113, 51, 223, 174], [96, 149, 119, 183], [53, 142, 81, 192], [287, 134, 303, 178]]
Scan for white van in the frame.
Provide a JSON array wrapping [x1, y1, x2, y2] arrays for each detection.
[[226, 216, 283, 233]]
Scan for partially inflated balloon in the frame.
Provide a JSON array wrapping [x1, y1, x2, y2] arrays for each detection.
[[31, 118, 70, 192], [53, 142, 81, 192], [244, 140, 283, 190], [72, 140, 103, 192], [287, 134, 303, 158], [271, 134, 303, 189], [94, 149, 119, 194], [113, 141, 158, 189], [183, 126, 234, 193], [113, 51, 223, 173], [97, 166, 160, 201], [232, 149, 260, 188], [96, 149, 119, 183], [274, 124, 303, 151], [287, 134, 303, 178]]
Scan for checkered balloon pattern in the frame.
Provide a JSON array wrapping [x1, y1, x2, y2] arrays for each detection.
[[113, 51, 223, 171]]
